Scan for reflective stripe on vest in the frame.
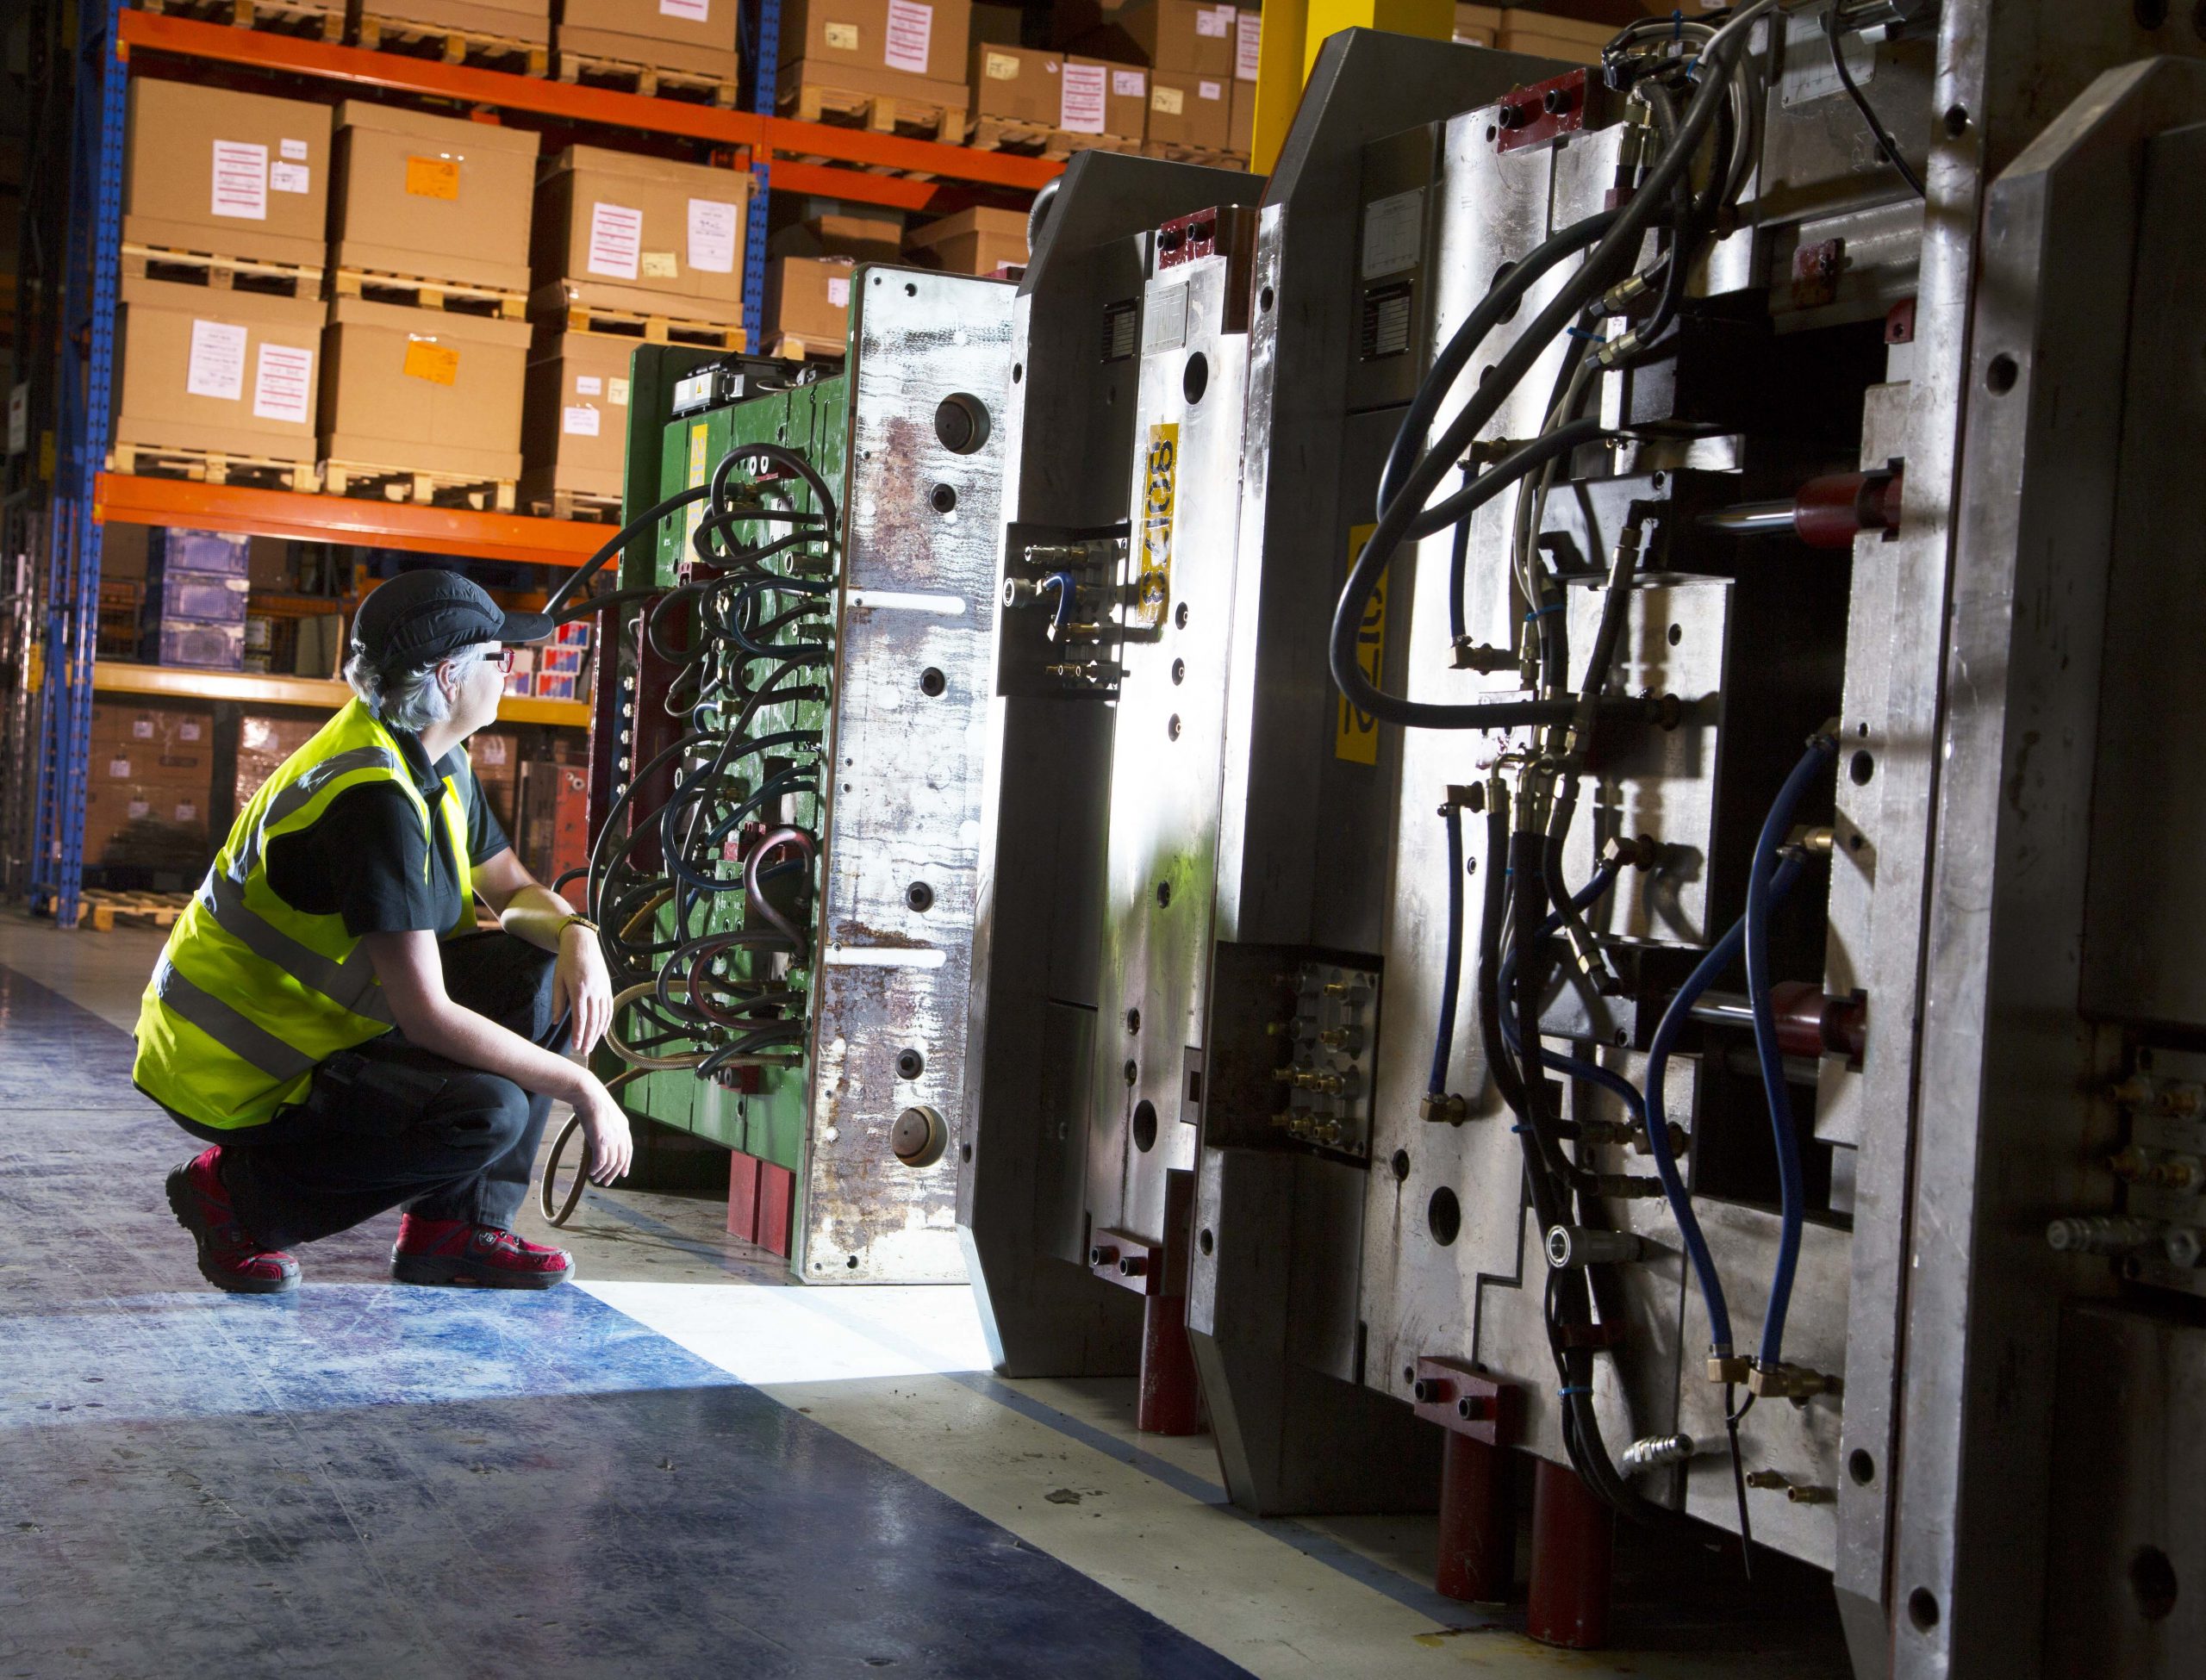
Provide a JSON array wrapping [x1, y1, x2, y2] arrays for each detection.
[[133, 700, 475, 1130]]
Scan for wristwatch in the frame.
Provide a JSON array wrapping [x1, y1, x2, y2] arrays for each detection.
[[558, 912, 600, 938]]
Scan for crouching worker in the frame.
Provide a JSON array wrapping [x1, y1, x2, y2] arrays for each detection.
[[134, 569, 632, 1295]]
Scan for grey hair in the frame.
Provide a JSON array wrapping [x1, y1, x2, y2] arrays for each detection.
[[343, 644, 489, 733]]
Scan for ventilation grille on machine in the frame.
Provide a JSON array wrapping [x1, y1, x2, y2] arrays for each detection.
[[1360, 282, 1414, 361], [1100, 299, 1139, 362]]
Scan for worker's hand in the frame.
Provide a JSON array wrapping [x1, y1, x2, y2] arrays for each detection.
[[553, 920, 614, 1057], [575, 1078, 633, 1185]]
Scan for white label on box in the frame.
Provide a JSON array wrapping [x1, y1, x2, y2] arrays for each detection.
[[1236, 9, 1261, 78], [128, 799, 150, 820], [281, 138, 308, 161], [687, 197, 739, 274], [252, 342, 314, 424], [110, 757, 132, 779], [210, 140, 268, 221], [985, 50, 1019, 79], [1112, 68, 1146, 97], [827, 274, 851, 308], [178, 720, 204, 743], [883, 0, 932, 72], [175, 801, 198, 823], [1199, 79, 1222, 100], [269, 162, 310, 194], [1060, 61, 1107, 134], [131, 720, 153, 740], [186, 319, 249, 402], [660, 0, 710, 19], [564, 405, 601, 438], [825, 20, 859, 48], [640, 251, 679, 278], [608, 376, 631, 407], [576, 375, 603, 396], [587, 202, 644, 280], [1361, 186, 1424, 279], [1197, 4, 1234, 37]]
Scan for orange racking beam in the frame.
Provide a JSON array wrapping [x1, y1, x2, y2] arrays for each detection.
[[117, 11, 1060, 200], [95, 474, 611, 570]]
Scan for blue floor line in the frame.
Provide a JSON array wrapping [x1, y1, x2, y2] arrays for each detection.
[[0, 961, 1259, 1680], [573, 1179, 1486, 1631]]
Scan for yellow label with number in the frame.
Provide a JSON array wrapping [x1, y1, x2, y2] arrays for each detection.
[[402, 339, 459, 385], [1136, 422, 1178, 632], [1335, 522, 1385, 764], [681, 423, 710, 565], [405, 155, 460, 199]]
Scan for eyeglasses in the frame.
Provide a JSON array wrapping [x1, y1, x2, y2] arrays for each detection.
[[493, 648, 516, 674]]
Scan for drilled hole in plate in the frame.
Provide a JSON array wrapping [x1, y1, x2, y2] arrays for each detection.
[[1428, 1186, 1461, 1247], [1131, 1099, 1158, 1153]]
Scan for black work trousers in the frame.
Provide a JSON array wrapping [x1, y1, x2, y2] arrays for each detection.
[[171, 930, 570, 1252]]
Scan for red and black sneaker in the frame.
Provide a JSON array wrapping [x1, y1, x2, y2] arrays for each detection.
[[164, 1148, 301, 1295], [390, 1215, 574, 1290]]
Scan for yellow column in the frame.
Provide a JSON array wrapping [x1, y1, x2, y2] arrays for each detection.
[[1249, 0, 1456, 174]]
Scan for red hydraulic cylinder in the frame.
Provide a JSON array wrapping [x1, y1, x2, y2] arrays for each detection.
[[1436, 1431, 1512, 1602], [1528, 1457, 1614, 1649]]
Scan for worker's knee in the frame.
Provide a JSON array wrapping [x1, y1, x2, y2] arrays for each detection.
[[436, 1074, 532, 1154]]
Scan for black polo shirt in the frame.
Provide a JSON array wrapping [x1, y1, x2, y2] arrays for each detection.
[[263, 728, 511, 936]]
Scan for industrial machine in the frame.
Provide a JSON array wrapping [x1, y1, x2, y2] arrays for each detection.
[[582, 4, 2206, 1674]]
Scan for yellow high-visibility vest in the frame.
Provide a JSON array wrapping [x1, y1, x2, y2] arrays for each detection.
[[133, 699, 475, 1130]]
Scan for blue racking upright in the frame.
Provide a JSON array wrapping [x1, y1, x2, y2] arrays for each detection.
[[744, 0, 783, 352], [28, 0, 127, 930]]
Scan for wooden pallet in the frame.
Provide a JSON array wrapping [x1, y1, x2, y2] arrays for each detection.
[[784, 81, 963, 148], [527, 488, 622, 523], [122, 241, 321, 299], [331, 267, 527, 319], [555, 49, 735, 106], [322, 460, 517, 513], [79, 889, 193, 933], [763, 333, 844, 363], [540, 300, 746, 351], [966, 118, 1136, 161], [108, 444, 321, 493], [356, 11, 548, 76], [139, 0, 344, 41], [1138, 140, 1250, 171]]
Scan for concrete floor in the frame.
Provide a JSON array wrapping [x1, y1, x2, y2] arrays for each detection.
[[0, 909, 1852, 1679]]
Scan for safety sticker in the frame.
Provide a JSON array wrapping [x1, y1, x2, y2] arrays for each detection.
[[1136, 422, 1179, 632], [406, 156, 460, 199], [402, 339, 459, 385], [1335, 523, 1386, 765]]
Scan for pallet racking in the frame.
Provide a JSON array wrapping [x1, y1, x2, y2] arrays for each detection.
[[25, 1, 1062, 927]]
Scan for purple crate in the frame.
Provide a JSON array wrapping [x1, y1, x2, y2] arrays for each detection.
[[148, 527, 251, 578], [156, 619, 246, 672], [147, 574, 250, 625]]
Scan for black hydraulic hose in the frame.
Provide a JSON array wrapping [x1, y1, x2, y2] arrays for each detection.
[[1508, 828, 1592, 1194], [1429, 803, 1468, 1098], [1476, 794, 1528, 1117], [545, 484, 713, 616], [1825, 3, 1924, 198], [1332, 422, 1613, 731]]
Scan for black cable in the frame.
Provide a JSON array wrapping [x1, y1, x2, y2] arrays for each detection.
[[545, 484, 714, 616], [1824, 3, 1925, 199]]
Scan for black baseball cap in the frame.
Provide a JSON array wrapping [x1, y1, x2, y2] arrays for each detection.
[[350, 569, 553, 671]]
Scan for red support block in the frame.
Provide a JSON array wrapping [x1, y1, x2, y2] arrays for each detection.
[[757, 1160, 795, 1258], [726, 1149, 763, 1242], [1528, 1456, 1614, 1650], [1436, 1432, 1512, 1603]]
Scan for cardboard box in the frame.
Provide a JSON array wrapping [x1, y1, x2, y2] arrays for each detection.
[[765, 257, 856, 350], [1145, 68, 1231, 150], [236, 714, 324, 810], [532, 146, 751, 317], [90, 703, 217, 758], [84, 780, 212, 875], [115, 277, 324, 464], [319, 297, 531, 481], [1453, 3, 1501, 45], [779, 0, 971, 83], [903, 206, 1027, 277], [470, 729, 520, 834], [331, 103, 540, 295], [559, 0, 739, 79], [520, 331, 638, 505], [1073, 56, 1147, 140], [779, 56, 971, 122], [1229, 74, 1254, 157], [292, 613, 346, 679], [969, 43, 1064, 126], [1497, 10, 1616, 62], [768, 211, 904, 263], [1062, 0, 1236, 77], [124, 78, 332, 269], [368, 0, 552, 43]]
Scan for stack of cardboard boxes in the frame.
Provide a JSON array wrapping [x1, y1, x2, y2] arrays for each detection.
[[354, 0, 554, 76], [902, 206, 1030, 277], [777, 0, 975, 140], [554, 0, 741, 103], [965, 40, 1150, 152], [140, 528, 251, 674], [1493, 9, 1618, 64], [84, 701, 215, 880], [521, 146, 751, 513], [1061, 0, 1238, 159], [234, 714, 323, 813], [114, 80, 331, 488], [321, 102, 539, 505], [763, 211, 903, 355]]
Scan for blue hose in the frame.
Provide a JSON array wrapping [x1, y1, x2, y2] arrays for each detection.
[[1745, 735, 1839, 1370], [1429, 805, 1467, 1096], [1642, 856, 1804, 1359], [1040, 573, 1077, 635]]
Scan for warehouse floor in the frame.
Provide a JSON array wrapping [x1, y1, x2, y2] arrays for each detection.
[[0, 911, 1851, 1679]]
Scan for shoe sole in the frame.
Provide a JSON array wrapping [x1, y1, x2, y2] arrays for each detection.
[[165, 1168, 299, 1296], [390, 1252, 573, 1291]]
